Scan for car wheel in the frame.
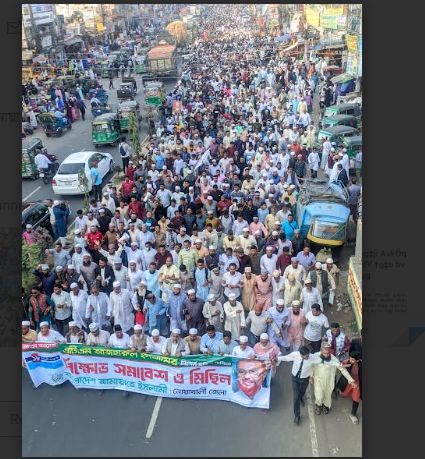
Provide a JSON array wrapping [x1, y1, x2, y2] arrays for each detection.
[[109, 161, 113, 173]]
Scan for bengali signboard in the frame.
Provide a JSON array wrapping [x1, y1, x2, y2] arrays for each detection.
[[346, 34, 358, 55], [22, 344, 272, 409], [347, 257, 362, 330], [357, 35, 362, 77]]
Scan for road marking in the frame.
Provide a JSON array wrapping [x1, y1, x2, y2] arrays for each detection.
[[145, 397, 162, 439], [23, 186, 41, 202], [307, 388, 320, 457]]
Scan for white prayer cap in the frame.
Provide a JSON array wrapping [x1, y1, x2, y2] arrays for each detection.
[[187, 289, 196, 295], [262, 172, 268, 177], [326, 258, 334, 264], [41, 264, 49, 271], [315, 262, 322, 269], [244, 267, 252, 273], [260, 333, 269, 340], [134, 324, 143, 331], [89, 322, 99, 331], [172, 328, 181, 335], [162, 165, 167, 170], [151, 329, 160, 337], [290, 152, 295, 156], [274, 220, 280, 225], [189, 328, 198, 335], [113, 281, 121, 288], [22, 320, 31, 327], [195, 239, 202, 244], [291, 257, 297, 262], [239, 335, 248, 343], [276, 299, 285, 305], [26, 224, 33, 229], [55, 265, 63, 272], [254, 230, 261, 235], [283, 184, 289, 189], [129, 260, 137, 265], [83, 253, 91, 258], [272, 270, 280, 277], [67, 264, 75, 270], [75, 243, 83, 249], [131, 241, 139, 247], [207, 210, 213, 214], [228, 293, 237, 300], [207, 293, 215, 301], [209, 245, 216, 249], [207, 195, 213, 200], [70, 282, 78, 289], [272, 230, 278, 236], [266, 246, 273, 251], [69, 321, 79, 328], [173, 283, 182, 289], [40, 321, 49, 328], [53, 200, 60, 206], [304, 278, 312, 284], [114, 257, 123, 264], [342, 148, 347, 152], [139, 280, 147, 286], [330, 147, 335, 152], [292, 300, 301, 306], [242, 227, 249, 232], [289, 184, 296, 189], [269, 181, 274, 185]]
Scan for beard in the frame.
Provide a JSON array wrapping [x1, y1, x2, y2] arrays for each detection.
[[292, 310, 300, 315], [320, 354, 332, 362], [83, 261, 91, 266]]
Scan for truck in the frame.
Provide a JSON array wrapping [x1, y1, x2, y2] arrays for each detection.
[[296, 179, 351, 258], [145, 42, 177, 79]]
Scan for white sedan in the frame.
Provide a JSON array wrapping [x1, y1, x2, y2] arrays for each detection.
[[52, 151, 114, 195]]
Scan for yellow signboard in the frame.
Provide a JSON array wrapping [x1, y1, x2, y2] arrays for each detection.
[[324, 5, 344, 16], [305, 5, 320, 28], [346, 34, 358, 54]]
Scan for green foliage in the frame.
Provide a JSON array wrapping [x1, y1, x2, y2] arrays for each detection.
[[21, 227, 53, 293], [128, 112, 140, 161]]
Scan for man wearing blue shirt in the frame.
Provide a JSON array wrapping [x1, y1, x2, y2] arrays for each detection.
[[200, 325, 223, 354], [90, 161, 102, 202], [282, 214, 299, 241]]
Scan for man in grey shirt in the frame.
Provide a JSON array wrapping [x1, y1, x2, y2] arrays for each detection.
[[45, 242, 71, 269], [245, 304, 269, 346], [348, 178, 361, 221]]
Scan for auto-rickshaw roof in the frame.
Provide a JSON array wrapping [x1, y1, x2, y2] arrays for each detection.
[[322, 114, 357, 123], [22, 137, 43, 151], [343, 135, 362, 146], [119, 100, 138, 109], [327, 102, 361, 111], [92, 112, 117, 122], [319, 125, 359, 135]]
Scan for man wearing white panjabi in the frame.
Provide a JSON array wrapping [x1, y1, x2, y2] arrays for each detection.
[[223, 293, 246, 341], [85, 284, 111, 332], [70, 283, 89, 330], [202, 293, 224, 331], [127, 260, 144, 292], [146, 329, 166, 354], [266, 299, 292, 350], [231, 335, 255, 358], [107, 281, 138, 333], [112, 257, 129, 290], [37, 321, 66, 343]]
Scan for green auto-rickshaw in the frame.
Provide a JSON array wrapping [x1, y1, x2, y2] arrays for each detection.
[[92, 113, 121, 147], [22, 137, 43, 179], [135, 56, 146, 74], [144, 81, 165, 106], [117, 100, 141, 131], [343, 135, 362, 158]]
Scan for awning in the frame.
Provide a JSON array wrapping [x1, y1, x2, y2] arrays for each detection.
[[331, 72, 355, 84], [64, 35, 83, 47]]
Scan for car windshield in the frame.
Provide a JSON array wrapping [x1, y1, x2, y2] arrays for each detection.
[[310, 220, 346, 241], [57, 162, 85, 175]]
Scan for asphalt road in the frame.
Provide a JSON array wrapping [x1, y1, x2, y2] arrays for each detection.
[[22, 74, 179, 219], [22, 361, 361, 457]]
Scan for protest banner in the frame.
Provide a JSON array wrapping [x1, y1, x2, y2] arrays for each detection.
[[22, 343, 272, 409]]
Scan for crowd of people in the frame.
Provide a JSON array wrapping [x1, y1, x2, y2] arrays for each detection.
[[22, 5, 362, 423]]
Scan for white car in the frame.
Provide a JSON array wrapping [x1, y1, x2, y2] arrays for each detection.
[[52, 151, 114, 195]]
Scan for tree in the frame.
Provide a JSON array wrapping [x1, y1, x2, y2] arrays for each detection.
[[128, 112, 140, 161]]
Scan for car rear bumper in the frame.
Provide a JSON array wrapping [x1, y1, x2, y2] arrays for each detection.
[[52, 185, 89, 196]]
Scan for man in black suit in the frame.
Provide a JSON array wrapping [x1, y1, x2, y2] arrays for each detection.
[[94, 256, 115, 295], [335, 164, 349, 187]]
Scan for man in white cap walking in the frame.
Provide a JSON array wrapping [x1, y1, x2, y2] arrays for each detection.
[[108, 281, 136, 334], [162, 329, 189, 357], [130, 324, 147, 352], [37, 321, 66, 343], [161, 283, 187, 333], [300, 278, 323, 313], [86, 322, 110, 346], [22, 321, 37, 343], [202, 293, 224, 332], [70, 283, 89, 330], [232, 335, 255, 358], [146, 329, 166, 354], [223, 293, 246, 341], [254, 333, 281, 378], [184, 328, 201, 355], [266, 298, 291, 351], [86, 283, 111, 332], [306, 262, 336, 305], [65, 321, 87, 344], [283, 257, 306, 284]]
